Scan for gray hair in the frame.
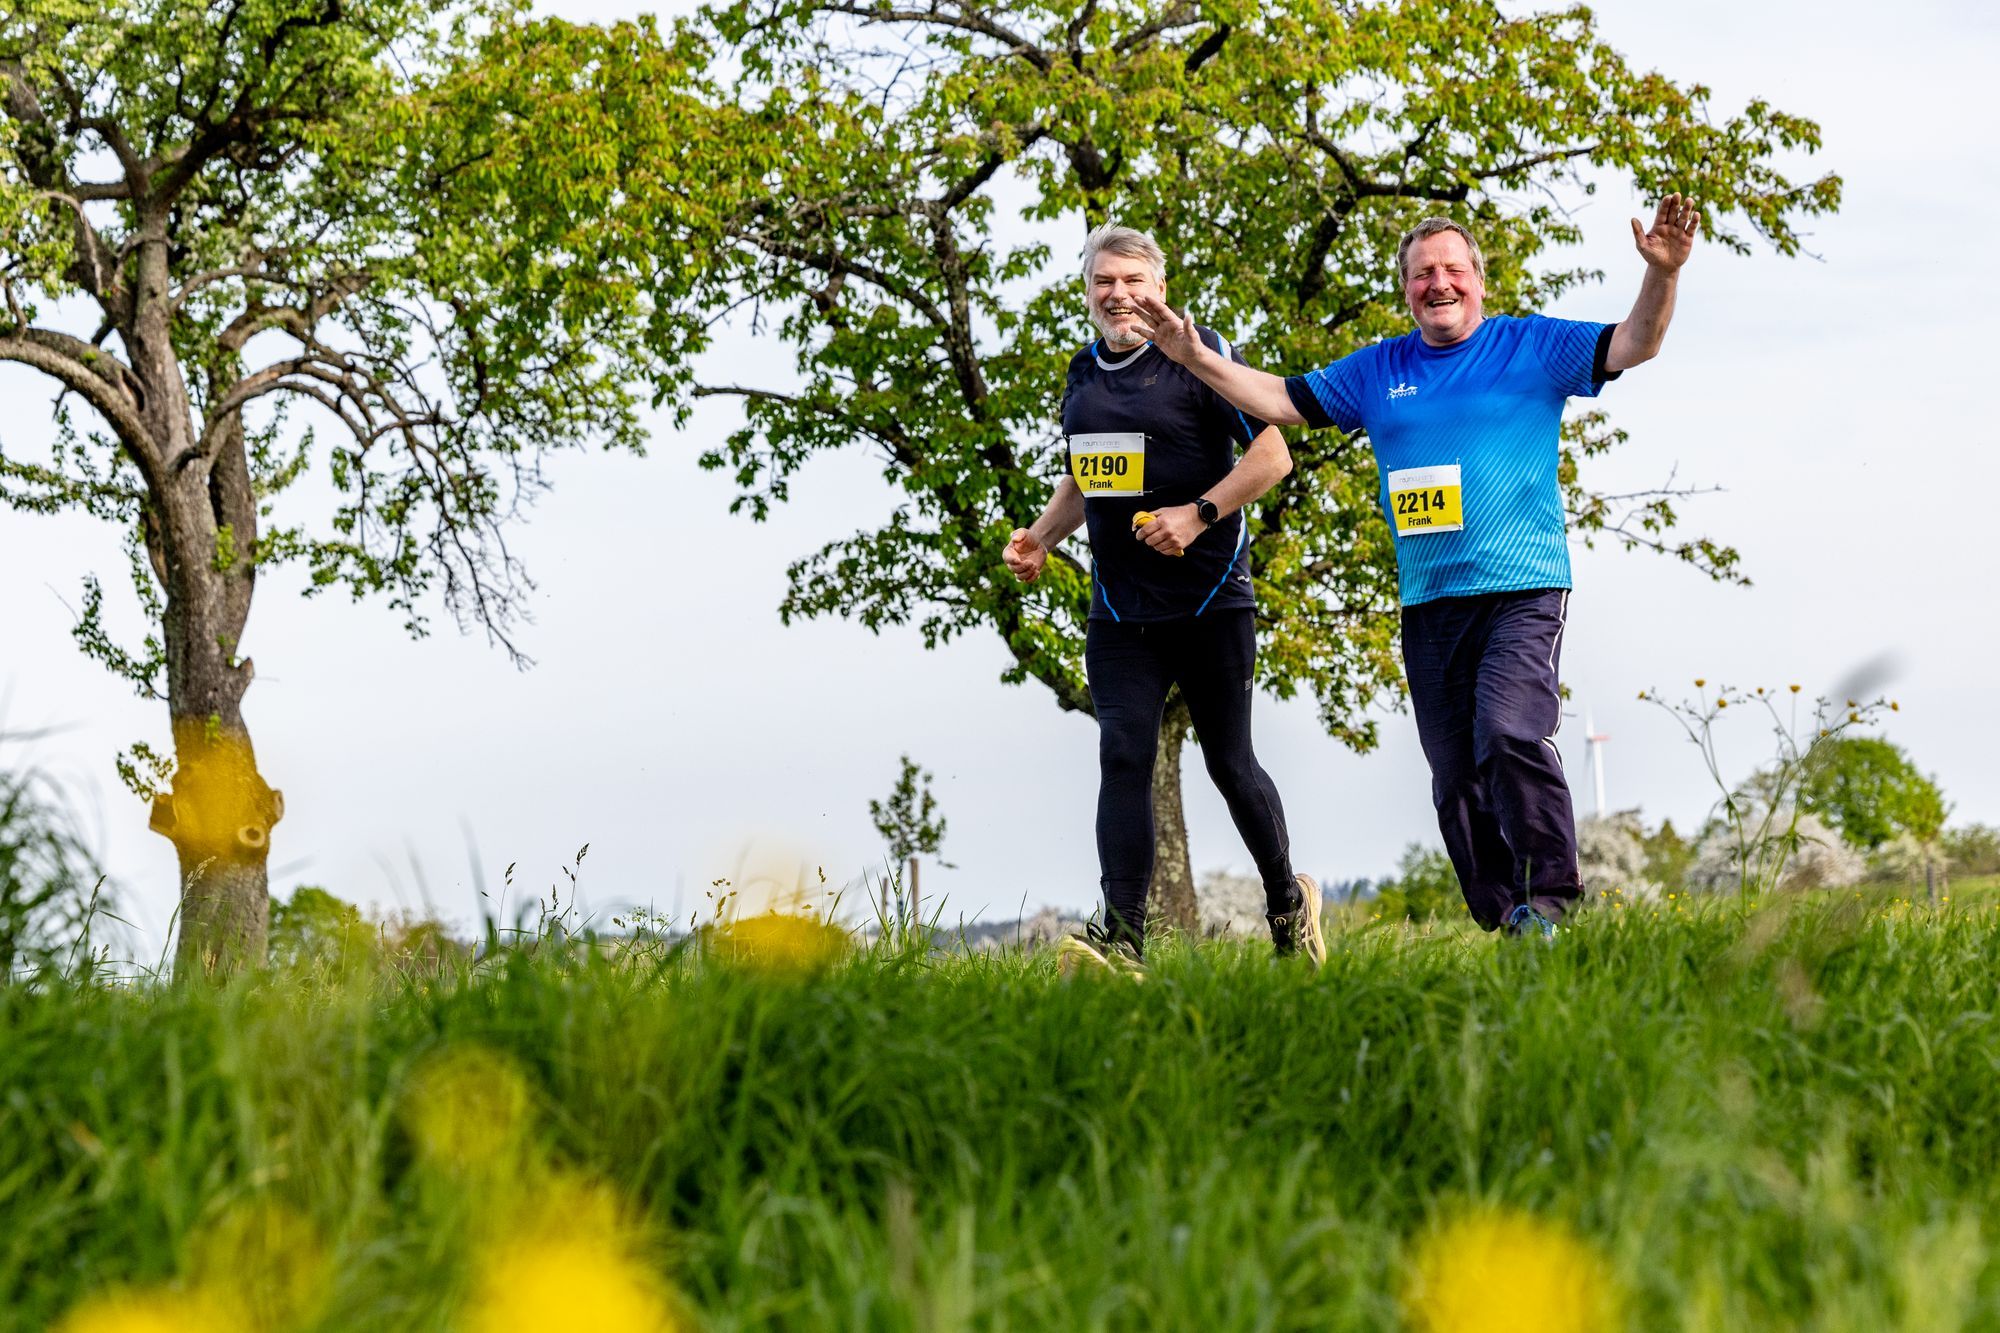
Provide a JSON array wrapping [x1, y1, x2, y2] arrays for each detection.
[[1082, 224, 1166, 284], [1397, 217, 1486, 284]]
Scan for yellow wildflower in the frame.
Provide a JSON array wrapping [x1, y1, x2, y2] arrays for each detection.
[[459, 1238, 678, 1333], [190, 1201, 329, 1331], [461, 1175, 680, 1333], [401, 1045, 533, 1172], [711, 912, 850, 975], [1402, 1206, 1621, 1333]]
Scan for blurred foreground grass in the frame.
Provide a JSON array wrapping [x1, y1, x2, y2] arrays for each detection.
[[5, 895, 1999, 1331]]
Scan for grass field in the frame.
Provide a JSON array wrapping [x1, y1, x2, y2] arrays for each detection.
[[6, 894, 2000, 1331]]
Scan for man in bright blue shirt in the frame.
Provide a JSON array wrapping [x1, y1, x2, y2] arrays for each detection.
[[1131, 197, 1700, 936]]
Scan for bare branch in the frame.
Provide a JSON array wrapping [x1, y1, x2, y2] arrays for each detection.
[[738, 231, 953, 330], [1475, 145, 1597, 182], [0, 331, 155, 467], [1113, 1, 1199, 54], [1, 62, 122, 306], [696, 382, 917, 467], [215, 272, 367, 352], [818, 1, 1054, 71], [75, 116, 151, 195], [1183, 22, 1230, 74], [934, 128, 1045, 214]]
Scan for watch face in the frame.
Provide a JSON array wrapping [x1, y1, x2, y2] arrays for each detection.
[[1197, 499, 1219, 525]]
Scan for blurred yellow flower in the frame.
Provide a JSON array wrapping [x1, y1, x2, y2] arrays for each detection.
[[54, 1288, 233, 1333], [712, 912, 850, 974], [1693, 677, 1706, 687], [190, 1201, 330, 1331], [462, 1177, 679, 1333], [401, 1045, 533, 1172], [460, 1237, 679, 1333], [1402, 1206, 1620, 1333]]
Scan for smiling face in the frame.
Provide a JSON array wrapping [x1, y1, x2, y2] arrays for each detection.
[[1402, 231, 1486, 346], [1087, 251, 1165, 350]]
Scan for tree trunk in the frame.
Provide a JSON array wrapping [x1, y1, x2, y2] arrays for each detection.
[[154, 714, 280, 977], [1146, 692, 1198, 934], [131, 323, 279, 976]]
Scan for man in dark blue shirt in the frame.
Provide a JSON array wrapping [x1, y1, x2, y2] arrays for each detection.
[[1003, 224, 1321, 969], [1133, 199, 1700, 937]]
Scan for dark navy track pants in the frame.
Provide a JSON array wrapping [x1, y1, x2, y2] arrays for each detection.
[[1401, 587, 1581, 930], [1085, 608, 1296, 949]]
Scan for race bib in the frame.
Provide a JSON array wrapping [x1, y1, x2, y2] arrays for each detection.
[[1069, 432, 1145, 497], [1387, 464, 1463, 536]]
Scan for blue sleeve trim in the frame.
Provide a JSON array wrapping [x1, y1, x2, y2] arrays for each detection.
[[1285, 375, 1336, 430]]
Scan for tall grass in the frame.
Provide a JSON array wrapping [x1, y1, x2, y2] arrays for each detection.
[[5, 898, 1999, 1330]]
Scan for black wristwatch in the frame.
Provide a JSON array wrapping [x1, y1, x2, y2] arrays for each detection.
[[1194, 497, 1221, 526]]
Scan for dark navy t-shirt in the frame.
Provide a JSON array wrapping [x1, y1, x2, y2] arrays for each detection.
[[1061, 329, 1269, 622]]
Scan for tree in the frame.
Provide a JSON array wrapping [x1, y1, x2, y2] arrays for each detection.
[[1804, 737, 1948, 851], [1, 3, 737, 971], [1941, 824, 2000, 878], [869, 753, 951, 926], [1373, 843, 1458, 922], [673, 0, 1837, 928], [1640, 817, 1694, 893], [1804, 736, 1948, 899]]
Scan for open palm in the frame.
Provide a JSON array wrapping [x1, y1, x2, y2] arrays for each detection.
[[1129, 293, 1201, 365], [1632, 192, 1700, 271]]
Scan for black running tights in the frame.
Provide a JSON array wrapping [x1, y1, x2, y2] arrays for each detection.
[[1085, 608, 1295, 949]]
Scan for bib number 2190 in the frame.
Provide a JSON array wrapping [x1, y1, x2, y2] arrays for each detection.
[[1068, 432, 1146, 497]]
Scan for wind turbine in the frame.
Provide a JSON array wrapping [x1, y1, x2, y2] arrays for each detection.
[[1584, 710, 1611, 819]]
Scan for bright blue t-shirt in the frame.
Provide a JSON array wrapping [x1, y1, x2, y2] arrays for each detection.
[[1284, 315, 1618, 606]]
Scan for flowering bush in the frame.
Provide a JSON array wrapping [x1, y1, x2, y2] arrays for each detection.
[[1576, 812, 1661, 900]]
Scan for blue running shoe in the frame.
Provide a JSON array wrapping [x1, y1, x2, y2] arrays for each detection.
[[1502, 903, 1560, 940]]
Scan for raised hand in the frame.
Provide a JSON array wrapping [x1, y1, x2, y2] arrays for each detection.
[[1128, 293, 1203, 365], [1003, 527, 1047, 582], [1632, 193, 1701, 272]]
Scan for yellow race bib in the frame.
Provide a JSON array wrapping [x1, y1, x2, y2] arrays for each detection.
[[1069, 432, 1145, 497], [1386, 464, 1463, 536]]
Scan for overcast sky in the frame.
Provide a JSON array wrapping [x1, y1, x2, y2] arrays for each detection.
[[3, 0, 1995, 954]]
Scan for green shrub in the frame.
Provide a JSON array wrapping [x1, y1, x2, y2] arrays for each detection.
[[1370, 842, 1460, 921]]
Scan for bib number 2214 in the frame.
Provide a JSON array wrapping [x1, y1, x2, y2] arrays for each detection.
[[1386, 464, 1463, 536]]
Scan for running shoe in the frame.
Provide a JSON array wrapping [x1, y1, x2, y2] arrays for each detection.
[[1502, 903, 1560, 940], [1268, 873, 1326, 968], [1056, 921, 1147, 980]]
